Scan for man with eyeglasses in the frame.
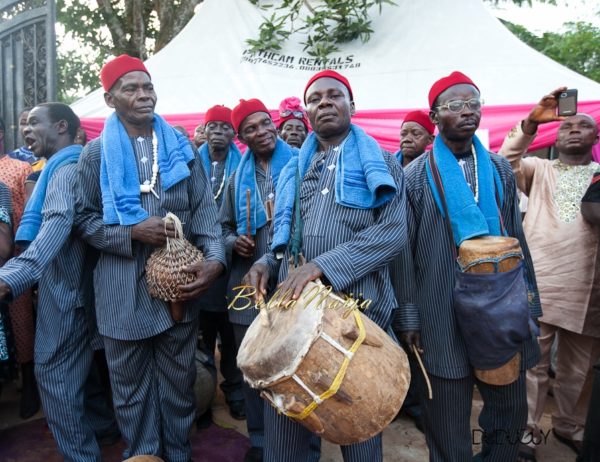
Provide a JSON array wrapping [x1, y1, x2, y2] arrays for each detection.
[[394, 71, 541, 461], [194, 104, 245, 423], [277, 96, 309, 149], [499, 88, 600, 461]]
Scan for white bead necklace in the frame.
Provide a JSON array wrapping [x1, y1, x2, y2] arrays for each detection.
[[471, 144, 479, 204], [140, 132, 160, 199]]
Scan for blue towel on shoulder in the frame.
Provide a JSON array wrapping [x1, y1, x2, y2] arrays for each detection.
[[425, 134, 504, 246], [395, 150, 403, 165], [234, 138, 296, 235], [272, 124, 396, 252], [100, 113, 195, 225], [16, 144, 82, 245], [199, 142, 241, 182]]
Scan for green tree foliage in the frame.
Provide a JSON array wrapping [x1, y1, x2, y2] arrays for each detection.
[[503, 19, 600, 83], [56, 0, 202, 102], [246, 0, 396, 59]]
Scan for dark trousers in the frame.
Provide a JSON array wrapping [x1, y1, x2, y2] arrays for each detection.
[[422, 371, 527, 462], [198, 310, 243, 403]]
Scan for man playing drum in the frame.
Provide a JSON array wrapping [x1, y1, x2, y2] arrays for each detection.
[[395, 71, 541, 461], [244, 70, 408, 462]]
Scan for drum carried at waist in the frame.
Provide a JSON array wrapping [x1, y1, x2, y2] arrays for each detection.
[[237, 280, 410, 445], [457, 236, 526, 386]]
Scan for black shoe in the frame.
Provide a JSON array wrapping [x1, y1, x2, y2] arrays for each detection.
[[228, 400, 246, 420], [244, 446, 263, 462]]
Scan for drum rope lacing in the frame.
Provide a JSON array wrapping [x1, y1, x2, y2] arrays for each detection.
[[282, 310, 366, 421], [458, 251, 523, 273]]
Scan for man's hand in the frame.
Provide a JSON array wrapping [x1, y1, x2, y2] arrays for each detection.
[[131, 216, 176, 246], [522, 86, 568, 135], [242, 263, 270, 303], [0, 280, 10, 300], [277, 262, 323, 305], [399, 330, 423, 355], [177, 260, 224, 300], [234, 235, 255, 258]]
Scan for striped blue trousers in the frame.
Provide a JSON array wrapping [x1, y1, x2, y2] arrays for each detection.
[[35, 307, 102, 462], [422, 371, 527, 462], [103, 319, 198, 462], [264, 404, 382, 462]]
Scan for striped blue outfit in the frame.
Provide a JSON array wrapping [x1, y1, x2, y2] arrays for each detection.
[[258, 143, 408, 462], [0, 163, 117, 461], [395, 150, 541, 461], [76, 134, 226, 462]]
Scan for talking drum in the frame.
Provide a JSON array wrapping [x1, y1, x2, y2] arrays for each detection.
[[457, 236, 524, 386], [237, 280, 410, 445]]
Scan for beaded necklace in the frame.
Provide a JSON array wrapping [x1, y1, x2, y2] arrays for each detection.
[[140, 132, 160, 199]]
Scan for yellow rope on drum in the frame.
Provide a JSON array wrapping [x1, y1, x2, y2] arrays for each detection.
[[285, 310, 366, 421]]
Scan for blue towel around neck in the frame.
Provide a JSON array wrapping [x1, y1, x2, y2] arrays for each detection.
[[234, 138, 296, 236], [395, 150, 403, 165], [200, 142, 241, 182], [425, 134, 504, 247], [100, 112, 195, 225], [272, 124, 397, 252], [16, 144, 82, 245]]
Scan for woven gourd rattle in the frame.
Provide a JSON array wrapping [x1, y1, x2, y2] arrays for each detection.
[[146, 212, 204, 321]]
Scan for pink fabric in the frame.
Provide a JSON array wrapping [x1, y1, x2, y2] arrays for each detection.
[[80, 101, 600, 153]]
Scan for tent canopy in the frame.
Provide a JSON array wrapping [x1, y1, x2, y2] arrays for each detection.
[[71, 0, 600, 153]]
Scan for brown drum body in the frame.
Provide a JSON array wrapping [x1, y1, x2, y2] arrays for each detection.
[[237, 281, 410, 445], [458, 236, 523, 385]]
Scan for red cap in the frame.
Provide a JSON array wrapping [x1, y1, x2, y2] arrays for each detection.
[[231, 98, 270, 133], [402, 110, 435, 135], [277, 96, 309, 130], [428, 71, 479, 108], [205, 105, 233, 126], [100, 54, 150, 92], [304, 70, 353, 104]]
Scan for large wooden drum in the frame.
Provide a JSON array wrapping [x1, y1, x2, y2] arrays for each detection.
[[237, 280, 410, 445], [458, 236, 524, 385]]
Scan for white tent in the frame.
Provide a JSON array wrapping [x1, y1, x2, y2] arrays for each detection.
[[71, 0, 600, 118]]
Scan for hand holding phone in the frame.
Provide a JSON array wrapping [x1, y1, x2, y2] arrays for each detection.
[[557, 89, 578, 117]]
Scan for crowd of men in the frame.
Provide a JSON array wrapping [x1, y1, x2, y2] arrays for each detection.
[[0, 53, 598, 462]]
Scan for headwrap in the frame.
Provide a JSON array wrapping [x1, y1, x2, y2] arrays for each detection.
[[100, 54, 150, 92], [205, 105, 233, 127], [303, 69, 353, 103], [277, 97, 309, 130], [428, 71, 479, 108], [402, 110, 435, 135], [231, 98, 270, 133]]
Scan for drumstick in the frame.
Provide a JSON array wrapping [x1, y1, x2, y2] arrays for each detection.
[[246, 188, 252, 239], [412, 344, 433, 400]]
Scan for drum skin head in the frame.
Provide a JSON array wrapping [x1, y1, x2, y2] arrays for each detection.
[[237, 281, 326, 388]]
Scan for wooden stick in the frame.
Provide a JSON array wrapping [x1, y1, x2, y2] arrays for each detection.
[[170, 301, 185, 323], [246, 188, 252, 239], [413, 344, 433, 400]]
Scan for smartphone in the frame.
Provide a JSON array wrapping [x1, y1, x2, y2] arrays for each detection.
[[557, 89, 577, 116]]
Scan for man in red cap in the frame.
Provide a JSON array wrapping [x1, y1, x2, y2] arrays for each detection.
[[195, 104, 245, 422], [243, 69, 407, 462], [76, 54, 226, 461], [277, 96, 309, 148], [394, 71, 541, 461], [396, 110, 435, 167], [222, 97, 298, 462]]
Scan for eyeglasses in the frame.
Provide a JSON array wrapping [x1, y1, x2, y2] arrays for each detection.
[[436, 98, 483, 113], [280, 110, 305, 118]]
